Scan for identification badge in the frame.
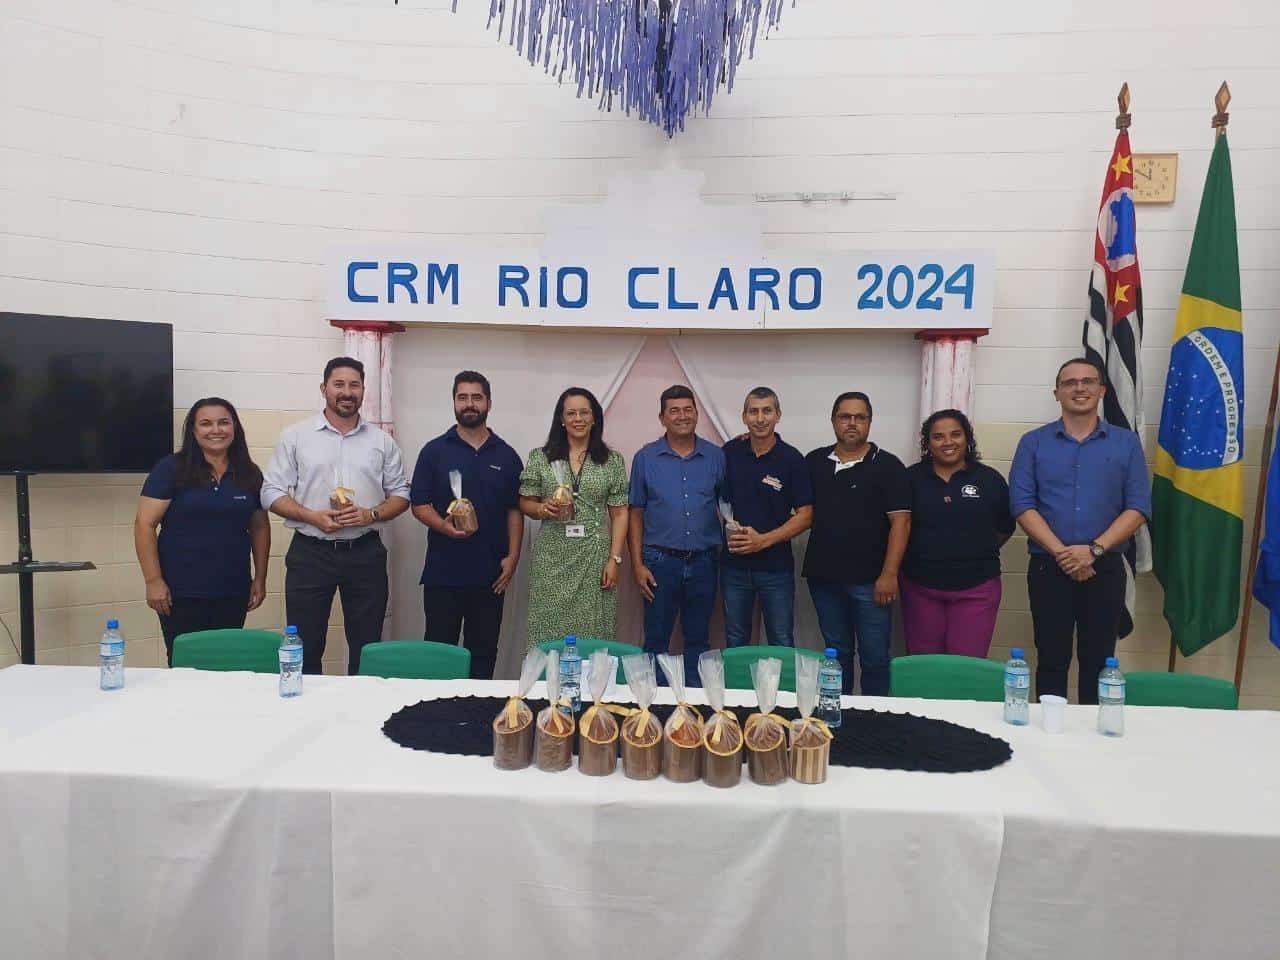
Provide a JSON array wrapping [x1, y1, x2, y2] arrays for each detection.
[[565, 524, 586, 539]]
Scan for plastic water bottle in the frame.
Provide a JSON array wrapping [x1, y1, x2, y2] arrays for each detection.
[[559, 635, 582, 713], [99, 618, 125, 691], [1097, 656, 1125, 737], [1003, 647, 1030, 726], [817, 647, 843, 729], [278, 625, 303, 698]]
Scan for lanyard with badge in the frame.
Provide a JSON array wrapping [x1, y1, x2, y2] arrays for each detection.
[[565, 456, 586, 539]]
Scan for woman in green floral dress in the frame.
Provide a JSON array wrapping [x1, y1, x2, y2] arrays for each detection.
[[519, 387, 629, 649]]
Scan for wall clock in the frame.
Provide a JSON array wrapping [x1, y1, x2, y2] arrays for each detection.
[[1132, 153, 1178, 203]]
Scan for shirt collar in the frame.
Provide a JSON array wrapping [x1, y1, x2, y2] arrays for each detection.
[[446, 424, 500, 451], [741, 434, 780, 460], [828, 442, 877, 468], [658, 435, 705, 458], [1053, 417, 1107, 441], [314, 412, 366, 436]]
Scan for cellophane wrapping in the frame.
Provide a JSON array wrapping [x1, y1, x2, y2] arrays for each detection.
[[446, 469, 478, 533], [492, 650, 544, 769]]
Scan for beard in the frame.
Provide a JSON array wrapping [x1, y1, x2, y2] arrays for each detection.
[[456, 408, 487, 428], [329, 396, 359, 416]]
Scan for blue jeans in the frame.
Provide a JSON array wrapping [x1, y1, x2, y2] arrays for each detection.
[[721, 566, 795, 648], [807, 579, 892, 696], [642, 546, 718, 686]]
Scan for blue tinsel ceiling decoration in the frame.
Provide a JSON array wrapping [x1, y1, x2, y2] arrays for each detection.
[[448, 0, 793, 136]]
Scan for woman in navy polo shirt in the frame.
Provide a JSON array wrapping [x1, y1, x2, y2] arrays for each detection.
[[901, 409, 1014, 657], [134, 397, 270, 665]]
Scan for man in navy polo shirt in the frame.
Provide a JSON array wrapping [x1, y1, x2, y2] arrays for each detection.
[[628, 385, 726, 683], [721, 387, 813, 647], [410, 371, 524, 681]]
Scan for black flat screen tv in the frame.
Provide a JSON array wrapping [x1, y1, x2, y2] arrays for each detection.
[[0, 312, 174, 473]]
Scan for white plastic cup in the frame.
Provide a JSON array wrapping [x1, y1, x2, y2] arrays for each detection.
[[1040, 694, 1067, 734]]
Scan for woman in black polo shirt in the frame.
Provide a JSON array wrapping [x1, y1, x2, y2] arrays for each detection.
[[902, 409, 1013, 657], [134, 397, 270, 665]]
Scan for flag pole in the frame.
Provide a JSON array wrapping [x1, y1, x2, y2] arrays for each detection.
[[1169, 83, 1236, 673], [1236, 341, 1279, 693], [1204, 78, 1267, 695]]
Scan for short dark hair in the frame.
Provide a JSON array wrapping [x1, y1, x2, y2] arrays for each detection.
[[323, 356, 364, 382], [743, 386, 780, 413], [1055, 357, 1105, 387], [452, 370, 491, 399], [831, 391, 873, 419], [659, 384, 696, 415]]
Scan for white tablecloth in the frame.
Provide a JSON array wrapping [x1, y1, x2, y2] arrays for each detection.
[[0, 666, 1277, 960]]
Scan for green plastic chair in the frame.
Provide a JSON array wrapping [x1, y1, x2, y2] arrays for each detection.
[[722, 645, 823, 693], [172, 628, 282, 674], [535, 638, 643, 684], [1124, 671, 1238, 709], [889, 654, 1005, 702], [358, 640, 471, 680]]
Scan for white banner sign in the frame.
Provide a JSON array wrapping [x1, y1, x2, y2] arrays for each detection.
[[325, 246, 994, 332]]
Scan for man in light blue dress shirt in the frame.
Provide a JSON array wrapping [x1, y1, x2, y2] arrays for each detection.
[[1009, 357, 1150, 704]]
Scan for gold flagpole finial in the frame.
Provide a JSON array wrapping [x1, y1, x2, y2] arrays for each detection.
[[1213, 82, 1231, 135], [1116, 82, 1132, 131]]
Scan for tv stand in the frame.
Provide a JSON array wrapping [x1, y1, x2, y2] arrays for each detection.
[[1, 473, 95, 664]]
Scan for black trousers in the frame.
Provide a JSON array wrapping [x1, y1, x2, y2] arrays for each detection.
[[285, 532, 389, 676], [159, 591, 249, 666], [1027, 552, 1126, 705], [423, 585, 504, 681]]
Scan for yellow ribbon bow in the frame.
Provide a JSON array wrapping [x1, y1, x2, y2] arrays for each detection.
[[743, 710, 790, 745]]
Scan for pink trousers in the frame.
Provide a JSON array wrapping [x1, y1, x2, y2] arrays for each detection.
[[900, 574, 1002, 658]]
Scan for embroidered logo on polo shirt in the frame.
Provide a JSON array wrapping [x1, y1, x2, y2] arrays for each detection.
[[761, 474, 783, 492], [489, 464, 502, 471], [233, 495, 248, 501], [961, 484, 980, 499]]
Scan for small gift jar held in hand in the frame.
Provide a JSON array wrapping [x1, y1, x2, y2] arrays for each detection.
[[446, 469, 479, 534], [548, 459, 576, 522]]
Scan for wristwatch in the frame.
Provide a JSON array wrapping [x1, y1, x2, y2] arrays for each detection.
[[1089, 541, 1105, 559], [611, 554, 624, 565], [371, 507, 381, 523]]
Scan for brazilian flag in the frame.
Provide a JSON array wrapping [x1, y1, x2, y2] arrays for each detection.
[[1152, 133, 1245, 656]]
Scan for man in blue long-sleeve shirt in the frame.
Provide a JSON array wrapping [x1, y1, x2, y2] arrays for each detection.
[[1009, 357, 1151, 704], [628, 385, 725, 683]]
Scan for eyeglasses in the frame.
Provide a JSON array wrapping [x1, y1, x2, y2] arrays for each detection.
[[1057, 377, 1101, 390], [564, 411, 594, 421], [834, 413, 871, 424]]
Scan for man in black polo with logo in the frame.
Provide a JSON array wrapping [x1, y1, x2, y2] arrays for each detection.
[[803, 391, 911, 695], [410, 370, 523, 680], [721, 387, 813, 647]]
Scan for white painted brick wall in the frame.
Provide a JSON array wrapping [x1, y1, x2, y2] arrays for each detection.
[[1, 0, 1277, 702]]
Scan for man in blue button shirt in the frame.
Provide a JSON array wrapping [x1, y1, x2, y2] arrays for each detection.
[[721, 387, 813, 647], [628, 385, 726, 683], [1010, 357, 1151, 704], [410, 371, 524, 681]]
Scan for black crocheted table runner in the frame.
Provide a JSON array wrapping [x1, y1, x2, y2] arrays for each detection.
[[383, 696, 1011, 773]]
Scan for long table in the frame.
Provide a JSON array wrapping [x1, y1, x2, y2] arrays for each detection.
[[1, 665, 1277, 960]]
